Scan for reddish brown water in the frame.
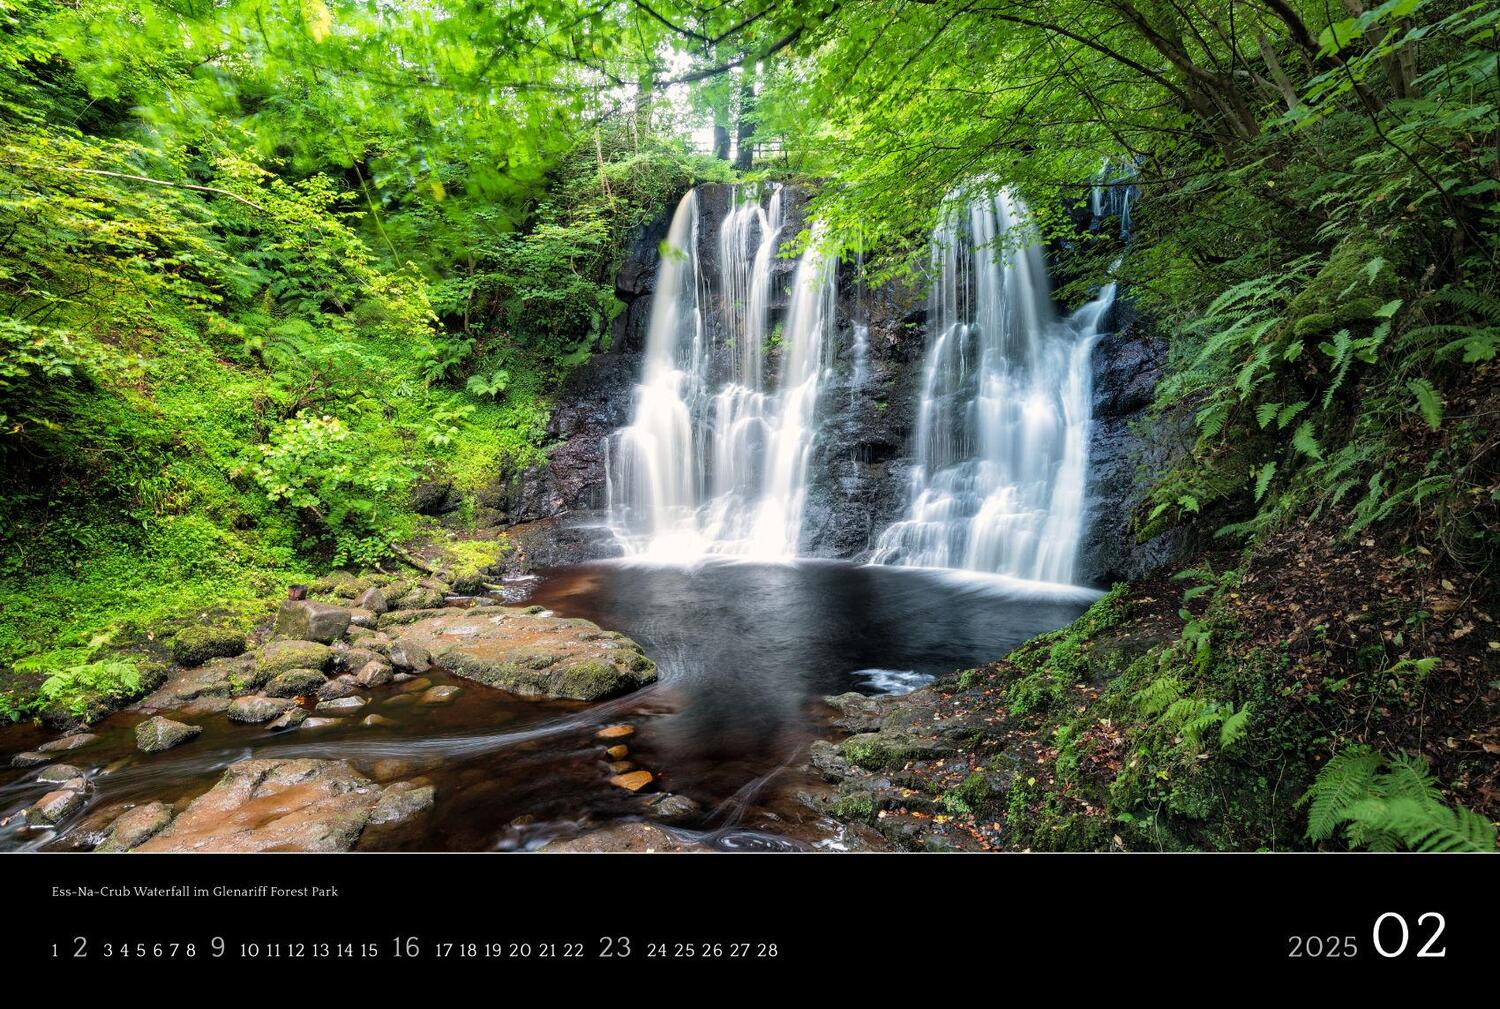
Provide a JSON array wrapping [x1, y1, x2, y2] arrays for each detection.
[[0, 560, 1094, 852]]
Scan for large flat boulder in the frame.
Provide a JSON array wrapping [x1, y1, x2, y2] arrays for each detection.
[[388, 608, 656, 701], [133, 759, 382, 853]]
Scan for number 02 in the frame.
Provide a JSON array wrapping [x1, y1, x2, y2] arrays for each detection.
[[1373, 912, 1446, 958]]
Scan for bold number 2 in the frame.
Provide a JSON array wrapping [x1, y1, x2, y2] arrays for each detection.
[[1372, 912, 1446, 958]]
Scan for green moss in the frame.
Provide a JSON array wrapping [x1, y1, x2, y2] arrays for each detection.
[[170, 626, 248, 667], [840, 735, 909, 771], [255, 639, 333, 676], [554, 658, 627, 699], [830, 791, 875, 822]]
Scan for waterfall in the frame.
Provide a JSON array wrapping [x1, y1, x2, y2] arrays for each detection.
[[1090, 159, 1137, 240], [849, 248, 870, 401], [870, 188, 1116, 585], [606, 185, 838, 561]]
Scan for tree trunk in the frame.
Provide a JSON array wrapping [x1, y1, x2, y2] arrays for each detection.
[[634, 62, 657, 142], [733, 64, 757, 170]]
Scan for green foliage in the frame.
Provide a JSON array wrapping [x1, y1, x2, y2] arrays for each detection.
[[252, 413, 412, 566], [1302, 746, 1495, 852], [0, 0, 718, 714], [2, 658, 143, 720]]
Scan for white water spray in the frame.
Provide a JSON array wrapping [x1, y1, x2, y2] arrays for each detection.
[[871, 189, 1116, 584], [606, 186, 838, 560]]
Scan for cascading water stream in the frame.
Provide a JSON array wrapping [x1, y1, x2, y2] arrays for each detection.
[[606, 185, 838, 560], [871, 189, 1116, 585]]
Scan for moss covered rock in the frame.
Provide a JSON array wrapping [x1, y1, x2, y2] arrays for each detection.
[[265, 667, 328, 698], [256, 639, 333, 676], [170, 626, 247, 667], [135, 715, 202, 752]]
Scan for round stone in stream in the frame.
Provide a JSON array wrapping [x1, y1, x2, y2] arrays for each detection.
[[596, 724, 633, 741], [135, 716, 202, 753], [27, 785, 88, 826], [227, 695, 296, 724], [37, 763, 86, 783], [316, 695, 368, 713]]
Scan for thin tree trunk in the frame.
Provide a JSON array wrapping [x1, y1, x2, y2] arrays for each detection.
[[733, 63, 756, 170]]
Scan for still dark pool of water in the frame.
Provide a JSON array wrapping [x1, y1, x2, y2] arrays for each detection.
[[0, 561, 1093, 852]]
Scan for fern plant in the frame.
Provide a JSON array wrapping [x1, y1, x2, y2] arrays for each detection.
[[1302, 746, 1496, 852]]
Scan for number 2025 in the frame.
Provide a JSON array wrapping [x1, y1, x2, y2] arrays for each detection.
[[1287, 912, 1446, 959]]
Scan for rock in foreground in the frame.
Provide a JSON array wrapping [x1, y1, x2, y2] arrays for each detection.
[[134, 759, 382, 853], [389, 608, 656, 701], [541, 822, 712, 853]]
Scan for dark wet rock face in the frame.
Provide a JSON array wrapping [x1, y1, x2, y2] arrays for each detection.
[[801, 277, 927, 560], [1075, 300, 1187, 586]]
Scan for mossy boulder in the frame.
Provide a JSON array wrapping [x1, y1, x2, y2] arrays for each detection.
[[256, 639, 333, 677], [135, 715, 202, 753], [227, 694, 297, 724], [387, 608, 657, 701], [393, 587, 447, 611], [170, 627, 247, 667], [265, 667, 328, 698]]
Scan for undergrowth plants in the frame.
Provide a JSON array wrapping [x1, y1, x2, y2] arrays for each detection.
[[0, 1, 723, 716]]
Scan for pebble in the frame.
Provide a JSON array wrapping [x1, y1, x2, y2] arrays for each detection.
[[596, 725, 634, 741], [608, 770, 654, 793]]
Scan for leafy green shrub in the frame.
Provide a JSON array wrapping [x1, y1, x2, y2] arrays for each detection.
[[253, 413, 412, 566]]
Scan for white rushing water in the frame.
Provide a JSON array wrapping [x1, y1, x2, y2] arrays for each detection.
[[606, 185, 838, 560], [870, 188, 1116, 584]]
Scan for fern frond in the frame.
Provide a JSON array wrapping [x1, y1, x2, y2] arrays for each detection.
[[1301, 745, 1382, 841]]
